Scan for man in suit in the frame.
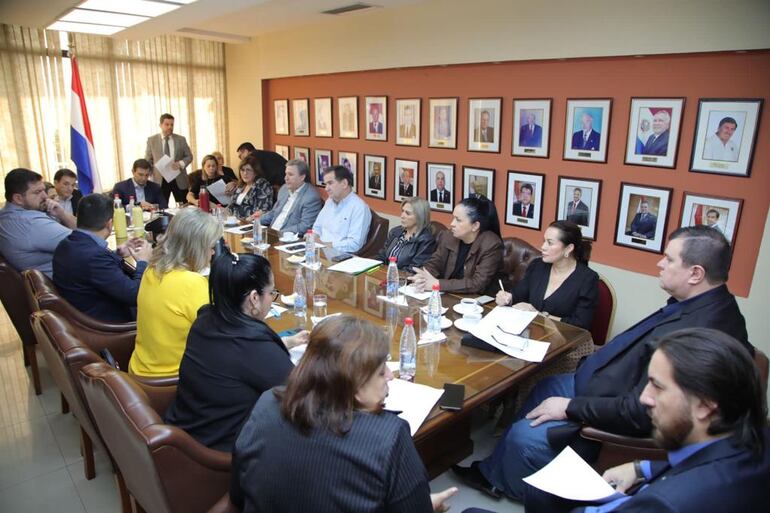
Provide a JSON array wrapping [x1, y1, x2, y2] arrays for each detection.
[[571, 112, 601, 151], [52, 193, 152, 323], [565, 187, 589, 226], [112, 159, 167, 210], [398, 104, 417, 139], [473, 110, 495, 143], [705, 209, 723, 233], [641, 110, 671, 156], [429, 171, 451, 203], [399, 169, 414, 197], [626, 201, 657, 239], [52, 168, 82, 216], [368, 103, 383, 135], [511, 183, 535, 219], [144, 113, 193, 204], [367, 163, 383, 190], [237, 142, 288, 187], [518, 111, 543, 148], [260, 159, 323, 235], [453, 226, 751, 500]]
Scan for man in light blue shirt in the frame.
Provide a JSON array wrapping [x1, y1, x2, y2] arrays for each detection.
[[312, 165, 371, 253]]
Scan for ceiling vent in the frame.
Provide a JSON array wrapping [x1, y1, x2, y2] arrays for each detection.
[[322, 3, 376, 15], [177, 27, 251, 43]]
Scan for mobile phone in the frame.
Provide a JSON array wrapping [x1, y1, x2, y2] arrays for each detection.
[[475, 295, 495, 305], [439, 383, 465, 411]]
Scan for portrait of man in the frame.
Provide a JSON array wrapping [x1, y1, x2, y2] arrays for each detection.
[[339, 98, 357, 137], [429, 171, 451, 203], [315, 98, 331, 136], [316, 153, 330, 183], [434, 106, 451, 139], [565, 187, 590, 226], [473, 109, 495, 143], [275, 101, 288, 134], [398, 168, 414, 197], [518, 110, 543, 148], [399, 104, 417, 140], [468, 176, 489, 198], [368, 103, 383, 135], [704, 208, 723, 233], [511, 182, 535, 218], [640, 110, 671, 156], [293, 101, 308, 134], [626, 199, 658, 239], [703, 116, 739, 162], [367, 162, 382, 190], [571, 111, 601, 151]]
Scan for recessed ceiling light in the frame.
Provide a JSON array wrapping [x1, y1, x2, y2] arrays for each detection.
[[165, 0, 198, 4], [61, 9, 149, 28], [47, 21, 124, 36], [78, 0, 180, 18]]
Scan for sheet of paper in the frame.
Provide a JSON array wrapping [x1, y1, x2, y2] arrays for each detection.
[[386, 361, 400, 373], [399, 284, 431, 301], [384, 379, 444, 435], [225, 225, 252, 234], [523, 446, 618, 502], [206, 178, 232, 206], [469, 306, 549, 362], [327, 256, 382, 274], [265, 303, 288, 319], [418, 332, 447, 345], [376, 294, 408, 306], [311, 312, 342, 326], [289, 344, 306, 365], [275, 242, 327, 254], [155, 155, 180, 184]]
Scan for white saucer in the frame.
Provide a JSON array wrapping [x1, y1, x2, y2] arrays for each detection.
[[423, 315, 452, 330], [453, 303, 483, 315], [280, 294, 296, 306], [287, 255, 305, 264], [453, 318, 479, 332], [280, 236, 300, 243], [224, 221, 239, 227], [420, 305, 449, 315]]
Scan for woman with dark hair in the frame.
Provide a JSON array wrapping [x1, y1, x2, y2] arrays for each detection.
[[230, 155, 274, 220], [186, 154, 238, 206], [231, 315, 458, 513], [409, 196, 503, 294], [164, 252, 308, 451], [495, 220, 598, 329]]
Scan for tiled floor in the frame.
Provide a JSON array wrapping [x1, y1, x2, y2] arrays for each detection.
[[0, 307, 523, 513]]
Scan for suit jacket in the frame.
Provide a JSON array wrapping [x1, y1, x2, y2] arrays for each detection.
[[641, 129, 670, 156], [423, 230, 503, 294], [571, 129, 601, 151], [144, 133, 193, 188], [52, 230, 147, 323], [260, 183, 323, 235], [376, 226, 436, 271], [429, 188, 451, 203], [368, 175, 382, 190], [368, 121, 383, 134], [474, 126, 495, 143], [399, 123, 416, 139], [565, 200, 589, 226], [627, 213, 657, 239], [519, 123, 543, 147], [512, 201, 535, 219], [252, 150, 288, 186], [112, 178, 167, 209], [399, 182, 414, 197]]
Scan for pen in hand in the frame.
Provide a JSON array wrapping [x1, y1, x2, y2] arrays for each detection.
[[498, 279, 504, 292]]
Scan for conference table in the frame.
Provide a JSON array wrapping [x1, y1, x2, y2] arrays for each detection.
[[225, 227, 592, 477]]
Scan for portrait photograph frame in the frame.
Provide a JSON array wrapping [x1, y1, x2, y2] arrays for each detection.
[[689, 98, 763, 177], [505, 171, 545, 230], [563, 98, 612, 163], [314, 97, 333, 138], [293, 146, 309, 167], [274, 99, 289, 135], [365, 96, 388, 142], [364, 154, 387, 200], [396, 98, 421, 147], [462, 166, 495, 201], [614, 182, 672, 254], [363, 275, 385, 317], [338, 96, 359, 139], [426, 162, 455, 213], [555, 176, 602, 240], [467, 98, 502, 153], [274, 144, 289, 160], [679, 192, 743, 247], [338, 151, 358, 192], [624, 97, 685, 169], [512, 98, 552, 158], [394, 158, 419, 203], [291, 98, 310, 137], [314, 149, 332, 187], [428, 97, 458, 149]]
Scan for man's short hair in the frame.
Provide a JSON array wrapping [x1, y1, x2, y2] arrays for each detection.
[[76, 193, 114, 231], [669, 225, 731, 284], [706, 209, 720, 219], [159, 113, 174, 124], [573, 187, 582, 194], [5, 168, 42, 202], [323, 165, 353, 188], [718, 116, 738, 129], [53, 168, 77, 183], [132, 159, 152, 173], [286, 158, 309, 179], [237, 142, 257, 154], [520, 183, 533, 195]]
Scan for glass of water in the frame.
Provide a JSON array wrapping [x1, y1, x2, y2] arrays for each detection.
[[313, 294, 328, 318]]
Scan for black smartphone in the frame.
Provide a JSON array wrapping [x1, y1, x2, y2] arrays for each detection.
[[439, 383, 465, 411]]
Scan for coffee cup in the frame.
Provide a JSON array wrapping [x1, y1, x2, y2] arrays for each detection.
[[225, 215, 238, 225], [282, 231, 297, 241], [462, 311, 482, 325], [460, 298, 481, 313]]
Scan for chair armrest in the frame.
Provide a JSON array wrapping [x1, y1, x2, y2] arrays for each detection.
[[580, 426, 659, 449], [132, 376, 179, 415], [207, 494, 240, 513]]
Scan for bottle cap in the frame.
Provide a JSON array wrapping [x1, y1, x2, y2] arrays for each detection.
[[307, 229, 313, 234], [404, 317, 413, 326], [389, 256, 397, 262], [432, 283, 440, 291]]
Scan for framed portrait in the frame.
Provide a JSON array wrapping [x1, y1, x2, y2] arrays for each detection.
[[556, 176, 602, 240], [396, 98, 421, 146], [614, 183, 672, 253], [394, 159, 419, 202], [563, 98, 612, 163], [426, 162, 455, 213], [468, 98, 501, 153], [291, 98, 309, 136], [505, 171, 545, 230], [363, 275, 385, 317], [314, 149, 332, 187], [512, 99, 552, 158], [365, 96, 387, 141], [274, 99, 289, 135], [314, 97, 333, 137], [690, 99, 763, 177], [462, 166, 495, 201], [338, 151, 358, 192], [428, 97, 458, 149], [364, 154, 386, 200], [624, 98, 685, 169], [338, 96, 358, 139], [680, 193, 742, 247], [274, 144, 289, 160], [293, 146, 309, 169]]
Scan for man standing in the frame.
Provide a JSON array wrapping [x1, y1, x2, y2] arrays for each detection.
[[511, 183, 535, 219], [237, 142, 287, 188], [260, 159, 323, 236], [145, 113, 192, 204], [113, 159, 167, 210], [519, 111, 543, 148], [474, 110, 495, 143], [627, 201, 657, 239], [571, 112, 601, 151], [565, 187, 589, 226], [52, 168, 82, 215], [430, 171, 451, 203], [312, 166, 371, 253], [703, 117, 740, 162], [0, 168, 75, 277], [53, 194, 152, 323], [641, 111, 671, 156]]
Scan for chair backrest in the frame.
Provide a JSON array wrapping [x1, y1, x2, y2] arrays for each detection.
[[590, 275, 616, 346], [430, 220, 448, 237], [755, 348, 769, 398], [500, 237, 540, 290], [79, 362, 230, 513], [355, 210, 389, 259], [0, 254, 37, 347]]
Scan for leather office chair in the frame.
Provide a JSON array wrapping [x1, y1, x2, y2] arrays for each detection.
[[589, 276, 616, 346], [355, 210, 389, 259], [500, 237, 540, 290], [0, 254, 42, 394], [79, 361, 230, 513], [429, 220, 448, 237]]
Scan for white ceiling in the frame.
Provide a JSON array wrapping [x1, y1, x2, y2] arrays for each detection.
[[0, 0, 424, 43]]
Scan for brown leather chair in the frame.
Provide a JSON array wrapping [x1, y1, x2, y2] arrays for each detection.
[[355, 209, 389, 259], [79, 361, 230, 513], [430, 220, 448, 237], [0, 254, 42, 394], [581, 347, 770, 473], [500, 237, 540, 291], [589, 276, 616, 346]]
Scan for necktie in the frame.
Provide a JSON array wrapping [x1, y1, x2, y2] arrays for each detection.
[[163, 137, 170, 157], [583, 132, 589, 147], [571, 203, 576, 215], [522, 205, 527, 217]]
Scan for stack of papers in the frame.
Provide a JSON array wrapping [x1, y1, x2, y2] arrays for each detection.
[[399, 285, 431, 301], [266, 303, 288, 319], [154, 155, 180, 184], [469, 306, 549, 362], [327, 257, 382, 274], [384, 379, 444, 435], [523, 446, 620, 502], [376, 294, 408, 306], [206, 179, 232, 206], [225, 225, 252, 235]]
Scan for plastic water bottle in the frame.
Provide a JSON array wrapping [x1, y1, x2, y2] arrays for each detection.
[[199, 186, 210, 213], [386, 256, 399, 300], [293, 267, 307, 319], [427, 283, 442, 334], [399, 317, 417, 381], [253, 215, 262, 246], [113, 194, 122, 210], [305, 229, 316, 268], [127, 196, 135, 227]]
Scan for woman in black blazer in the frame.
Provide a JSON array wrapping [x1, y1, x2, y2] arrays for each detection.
[[377, 197, 436, 271], [496, 220, 598, 330]]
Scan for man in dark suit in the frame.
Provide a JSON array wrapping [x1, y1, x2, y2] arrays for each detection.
[[113, 159, 167, 210], [565, 187, 590, 226], [399, 169, 414, 197], [429, 171, 451, 203], [641, 110, 671, 156], [453, 226, 751, 500], [626, 201, 657, 239], [367, 163, 383, 190], [237, 142, 288, 187], [511, 183, 535, 219], [571, 112, 601, 151], [518, 111, 543, 147], [53, 193, 152, 323], [52, 168, 83, 216], [473, 110, 495, 143], [144, 113, 193, 204], [368, 103, 383, 135]]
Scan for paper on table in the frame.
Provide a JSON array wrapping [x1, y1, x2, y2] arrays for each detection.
[[327, 257, 382, 274], [275, 242, 326, 254], [266, 303, 288, 319], [155, 155, 180, 184], [523, 446, 618, 502], [206, 179, 232, 206], [289, 344, 306, 365], [418, 331, 447, 345], [225, 225, 252, 234], [399, 284, 431, 301], [386, 361, 400, 373], [377, 294, 408, 306], [469, 306, 549, 362], [311, 312, 342, 326], [384, 378, 444, 435]]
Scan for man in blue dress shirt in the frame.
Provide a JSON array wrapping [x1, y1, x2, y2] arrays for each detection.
[[312, 165, 371, 253]]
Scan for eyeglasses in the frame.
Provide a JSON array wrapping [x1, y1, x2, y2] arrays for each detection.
[[269, 289, 280, 301]]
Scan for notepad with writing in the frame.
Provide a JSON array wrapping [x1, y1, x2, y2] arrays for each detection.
[[383, 379, 444, 435], [327, 256, 382, 274]]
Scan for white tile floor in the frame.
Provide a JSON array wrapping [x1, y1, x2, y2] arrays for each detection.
[[0, 307, 523, 513]]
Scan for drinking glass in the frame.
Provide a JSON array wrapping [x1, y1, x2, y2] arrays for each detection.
[[313, 294, 328, 318]]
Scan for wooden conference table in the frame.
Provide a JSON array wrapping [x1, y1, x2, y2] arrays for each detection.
[[225, 228, 591, 477]]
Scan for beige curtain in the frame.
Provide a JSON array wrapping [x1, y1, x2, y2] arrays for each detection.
[[0, 24, 228, 198]]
